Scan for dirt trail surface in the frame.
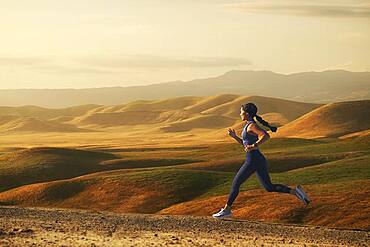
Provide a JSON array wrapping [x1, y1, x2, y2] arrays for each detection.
[[0, 206, 368, 247]]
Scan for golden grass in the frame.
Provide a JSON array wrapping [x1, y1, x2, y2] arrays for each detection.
[[272, 100, 370, 138], [339, 129, 370, 139], [183, 94, 240, 113], [0, 94, 323, 134], [0, 116, 91, 133], [160, 115, 237, 132], [201, 95, 320, 121], [0, 104, 99, 120], [260, 112, 289, 126]]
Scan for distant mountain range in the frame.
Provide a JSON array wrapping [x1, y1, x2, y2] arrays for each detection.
[[0, 70, 369, 108]]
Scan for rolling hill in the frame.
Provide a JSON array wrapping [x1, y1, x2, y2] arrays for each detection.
[[0, 147, 116, 192], [339, 129, 370, 139], [0, 94, 320, 131], [0, 104, 99, 120], [200, 95, 321, 123], [0, 169, 229, 214], [0, 147, 199, 192], [70, 95, 321, 130], [160, 115, 237, 132], [0, 116, 91, 133], [0, 95, 368, 139], [272, 100, 370, 138]]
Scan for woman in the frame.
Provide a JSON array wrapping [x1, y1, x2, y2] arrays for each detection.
[[212, 103, 310, 219]]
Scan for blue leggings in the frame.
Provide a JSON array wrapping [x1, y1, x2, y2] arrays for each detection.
[[227, 150, 292, 206]]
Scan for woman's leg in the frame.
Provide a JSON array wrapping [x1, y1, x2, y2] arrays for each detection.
[[226, 159, 257, 206], [256, 157, 293, 194]]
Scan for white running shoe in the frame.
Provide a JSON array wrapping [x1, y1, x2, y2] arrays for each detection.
[[295, 185, 311, 205], [212, 207, 232, 219]]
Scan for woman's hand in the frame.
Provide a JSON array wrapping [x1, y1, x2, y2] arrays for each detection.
[[227, 128, 237, 138], [244, 143, 258, 152]]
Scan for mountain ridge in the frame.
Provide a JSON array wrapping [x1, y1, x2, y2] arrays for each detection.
[[1, 69, 369, 107]]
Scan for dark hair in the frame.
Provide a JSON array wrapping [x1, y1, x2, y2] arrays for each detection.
[[241, 103, 277, 132]]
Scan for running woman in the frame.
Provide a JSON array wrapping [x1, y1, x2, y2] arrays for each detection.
[[212, 103, 310, 219]]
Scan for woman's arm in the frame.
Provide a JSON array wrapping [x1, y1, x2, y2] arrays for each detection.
[[227, 128, 244, 146], [233, 135, 244, 146]]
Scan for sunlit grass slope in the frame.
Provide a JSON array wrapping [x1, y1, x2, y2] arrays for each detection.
[[0, 169, 230, 214], [0, 105, 99, 120], [64, 94, 321, 130], [0, 116, 92, 133], [272, 100, 370, 138], [201, 95, 321, 123]]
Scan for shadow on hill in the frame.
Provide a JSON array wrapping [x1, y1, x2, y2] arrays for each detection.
[[0, 147, 116, 192], [42, 180, 86, 201], [0, 168, 231, 214], [0, 147, 204, 193]]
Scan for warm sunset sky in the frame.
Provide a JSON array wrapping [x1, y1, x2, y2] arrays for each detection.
[[0, 0, 369, 89]]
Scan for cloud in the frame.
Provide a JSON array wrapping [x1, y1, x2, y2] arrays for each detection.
[[321, 60, 353, 70], [0, 56, 50, 66], [227, 1, 370, 18], [0, 54, 252, 74], [0, 55, 116, 74], [78, 55, 252, 68], [35, 64, 118, 74]]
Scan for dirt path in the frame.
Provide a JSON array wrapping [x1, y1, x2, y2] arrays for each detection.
[[0, 206, 368, 246]]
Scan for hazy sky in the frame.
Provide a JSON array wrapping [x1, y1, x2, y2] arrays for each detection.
[[0, 0, 369, 89]]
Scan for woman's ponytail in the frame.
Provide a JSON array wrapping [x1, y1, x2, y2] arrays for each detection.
[[242, 102, 277, 132], [254, 114, 277, 132]]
